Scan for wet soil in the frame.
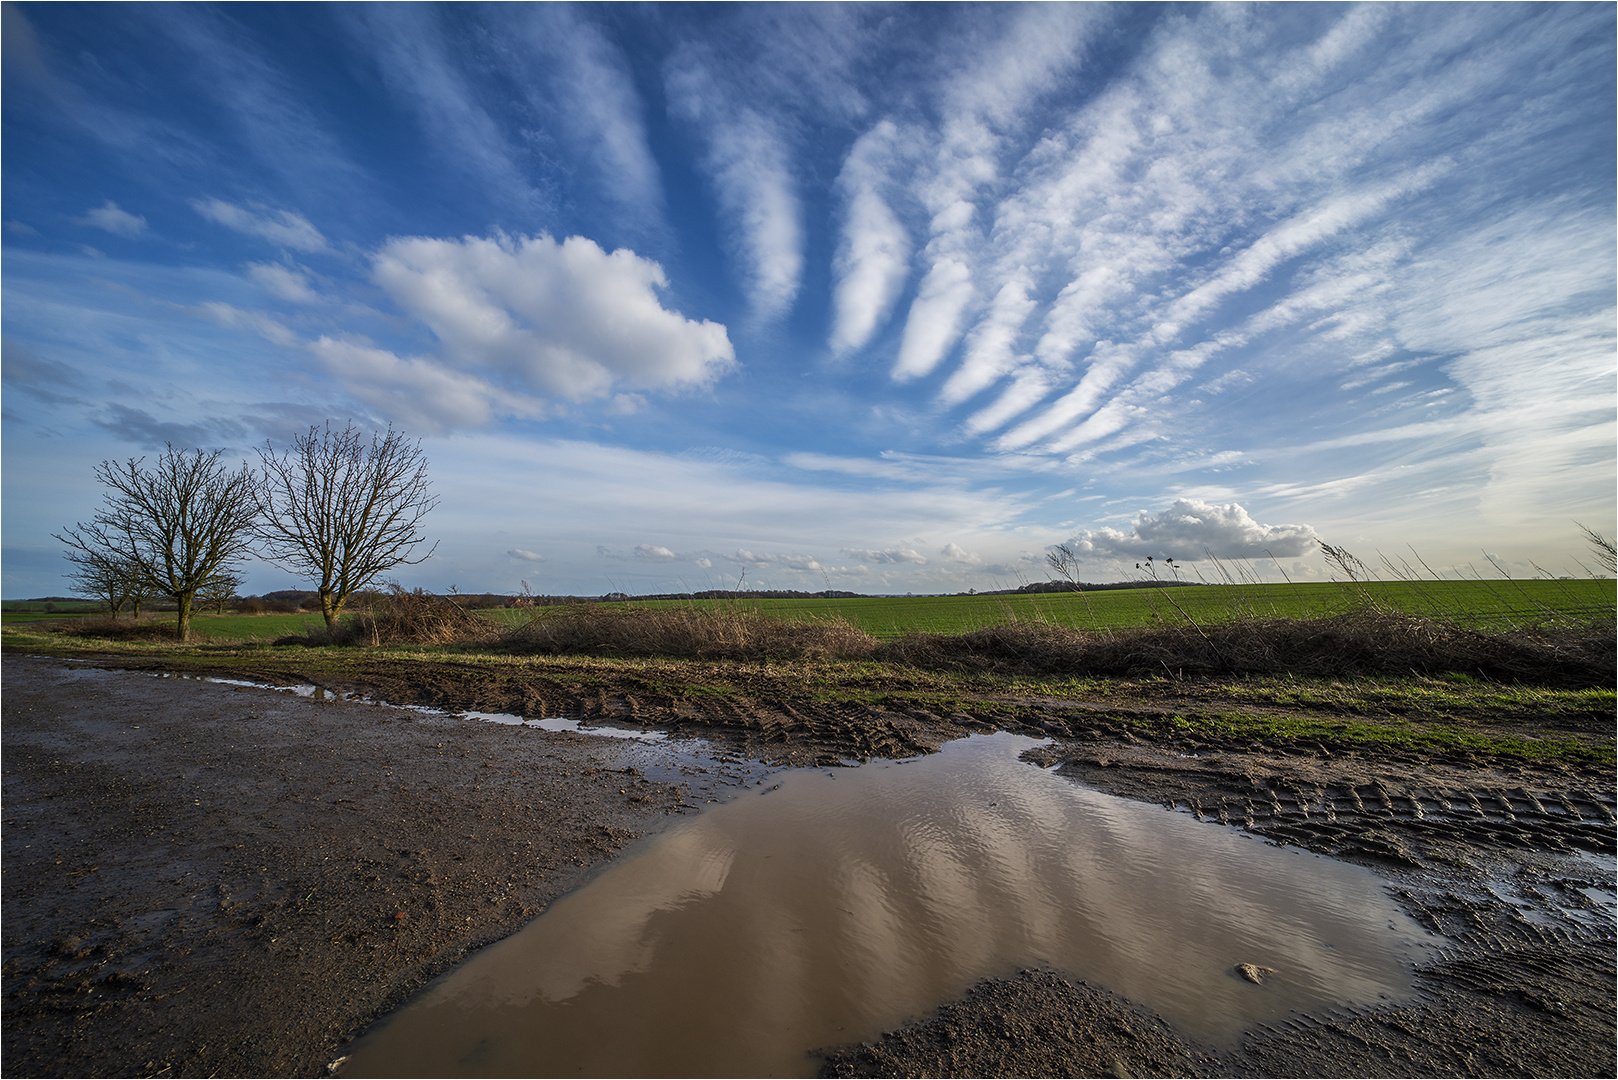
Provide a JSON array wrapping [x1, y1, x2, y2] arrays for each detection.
[[2, 656, 742, 1078], [4, 651, 1614, 1078]]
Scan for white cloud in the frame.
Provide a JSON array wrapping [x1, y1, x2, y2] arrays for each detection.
[[193, 198, 328, 253], [634, 544, 678, 562], [343, 5, 539, 208], [727, 549, 823, 572], [841, 546, 928, 565], [893, 258, 974, 380], [942, 277, 1036, 405], [508, 549, 547, 563], [510, 6, 665, 230], [370, 232, 734, 403], [247, 262, 320, 304], [308, 336, 514, 433], [830, 121, 913, 355], [77, 201, 147, 238], [1066, 499, 1319, 560], [191, 302, 298, 348], [940, 542, 981, 565], [665, 51, 803, 320]]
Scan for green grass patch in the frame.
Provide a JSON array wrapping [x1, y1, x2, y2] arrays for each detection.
[[604, 578, 1612, 638]]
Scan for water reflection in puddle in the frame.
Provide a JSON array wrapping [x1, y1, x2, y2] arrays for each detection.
[[341, 731, 1434, 1078]]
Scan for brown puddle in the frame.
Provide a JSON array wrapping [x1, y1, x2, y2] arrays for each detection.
[[340, 731, 1435, 1077]]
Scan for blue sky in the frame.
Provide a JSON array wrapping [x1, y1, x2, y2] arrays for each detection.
[[3, 2, 1614, 599]]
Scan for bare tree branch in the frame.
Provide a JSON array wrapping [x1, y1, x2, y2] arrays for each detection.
[[199, 569, 244, 615], [1575, 521, 1617, 575], [1045, 542, 1081, 587], [256, 422, 439, 629]]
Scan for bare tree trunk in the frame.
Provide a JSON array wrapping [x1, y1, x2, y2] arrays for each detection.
[[320, 587, 340, 630], [176, 593, 194, 643]]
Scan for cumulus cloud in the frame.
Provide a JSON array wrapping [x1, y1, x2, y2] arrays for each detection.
[[1065, 499, 1318, 560], [371, 232, 734, 403], [634, 544, 678, 562], [193, 198, 328, 252], [76, 201, 147, 238], [842, 546, 928, 565], [940, 542, 981, 564], [507, 549, 547, 563]]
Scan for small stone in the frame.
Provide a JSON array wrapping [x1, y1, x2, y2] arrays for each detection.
[[1235, 962, 1273, 984]]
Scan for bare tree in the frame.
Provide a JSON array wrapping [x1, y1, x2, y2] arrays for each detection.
[[198, 569, 244, 615], [57, 533, 143, 618], [256, 422, 439, 629], [57, 446, 258, 642]]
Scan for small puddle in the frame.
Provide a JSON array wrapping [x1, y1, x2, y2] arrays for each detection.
[[340, 731, 1435, 1077]]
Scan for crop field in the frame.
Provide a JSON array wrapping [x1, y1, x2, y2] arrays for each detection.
[[5, 578, 1609, 644], [593, 578, 1613, 639]]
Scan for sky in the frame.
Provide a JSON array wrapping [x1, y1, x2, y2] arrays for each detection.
[[3, 2, 1614, 599]]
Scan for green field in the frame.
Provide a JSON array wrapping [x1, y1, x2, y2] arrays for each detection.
[[5, 577, 1609, 642], [575, 577, 1614, 639], [0, 611, 328, 636]]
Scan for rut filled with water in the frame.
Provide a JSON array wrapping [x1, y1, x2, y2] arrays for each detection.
[[340, 731, 1434, 1077]]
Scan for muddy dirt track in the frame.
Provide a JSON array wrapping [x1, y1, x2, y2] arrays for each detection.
[[3, 652, 1614, 1078]]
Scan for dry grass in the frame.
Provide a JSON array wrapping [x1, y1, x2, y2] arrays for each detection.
[[249, 582, 1612, 688], [279, 587, 493, 647], [499, 604, 877, 661], [53, 616, 190, 642], [878, 610, 1615, 687]]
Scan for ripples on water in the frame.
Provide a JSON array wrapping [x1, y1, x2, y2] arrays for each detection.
[[342, 731, 1434, 1077]]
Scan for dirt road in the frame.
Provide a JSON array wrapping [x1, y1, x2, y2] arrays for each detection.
[[3, 654, 1613, 1077]]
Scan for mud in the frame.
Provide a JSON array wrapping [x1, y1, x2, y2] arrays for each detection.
[[1, 656, 746, 1078], [4, 652, 1614, 1078]]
